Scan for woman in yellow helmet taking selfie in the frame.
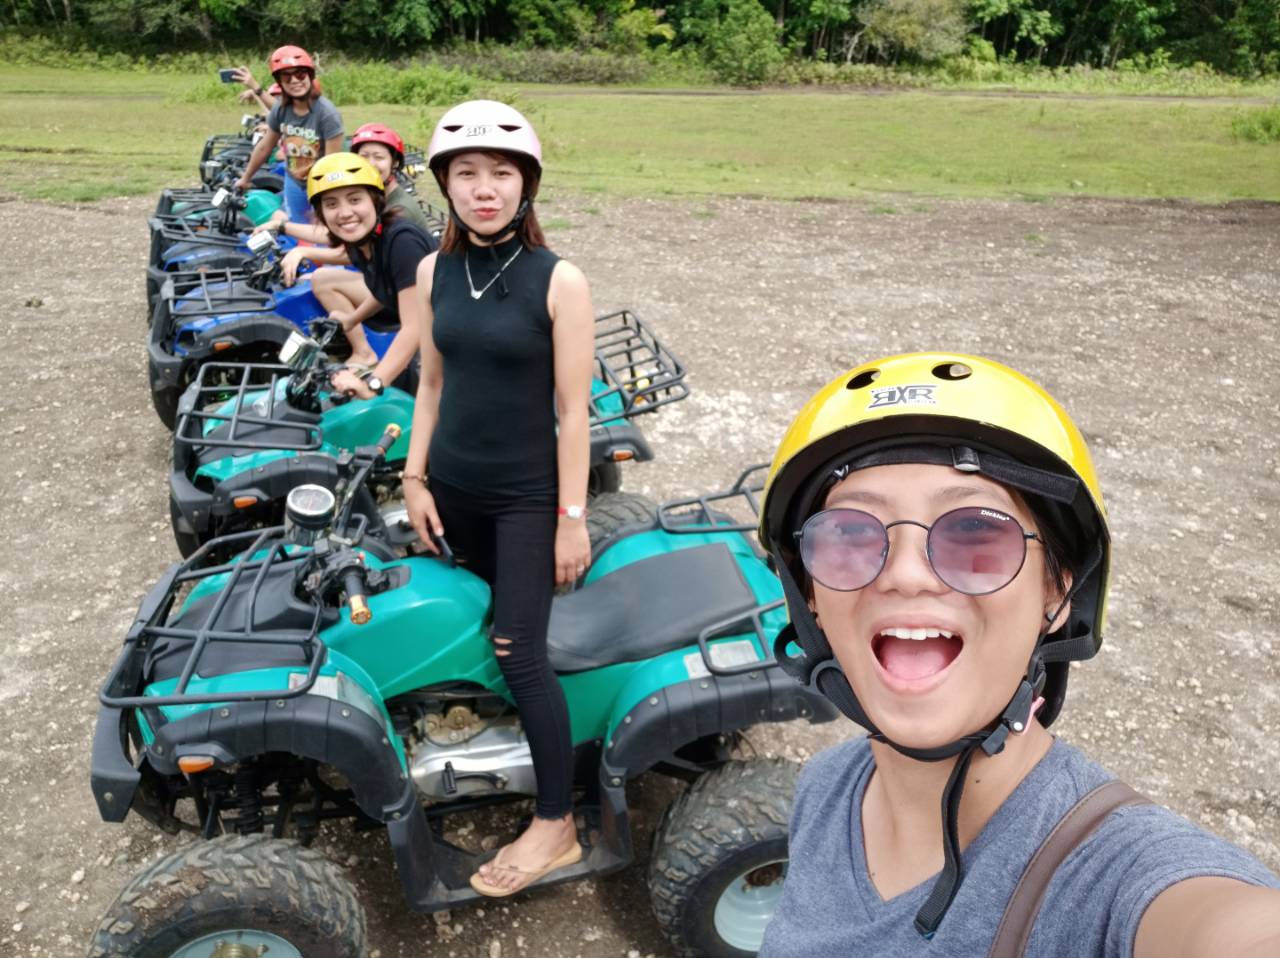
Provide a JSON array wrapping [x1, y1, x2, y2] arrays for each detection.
[[756, 353, 1279, 957]]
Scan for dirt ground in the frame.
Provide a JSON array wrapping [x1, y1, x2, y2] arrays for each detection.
[[0, 188, 1277, 957]]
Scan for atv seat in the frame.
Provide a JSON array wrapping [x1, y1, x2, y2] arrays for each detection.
[[547, 543, 758, 674]]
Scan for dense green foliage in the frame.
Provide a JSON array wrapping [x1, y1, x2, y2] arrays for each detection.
[[2, 0, 1278, 85]]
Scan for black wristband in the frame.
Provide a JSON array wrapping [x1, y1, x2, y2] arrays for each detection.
[[255, 85, 264, 95]]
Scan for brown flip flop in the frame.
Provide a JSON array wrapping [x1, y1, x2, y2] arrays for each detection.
[[468, 842, 584, 898]]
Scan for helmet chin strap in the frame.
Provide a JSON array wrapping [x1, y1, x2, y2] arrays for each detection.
[[770, 549, 1099, 938], [447, 198, 530, 299]]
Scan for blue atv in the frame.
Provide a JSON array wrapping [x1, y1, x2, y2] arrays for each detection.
[[90, 435, 836, 957], [146, 185, 288, 313], [147, 232, 348, 430], [168, 311, 690, 558]]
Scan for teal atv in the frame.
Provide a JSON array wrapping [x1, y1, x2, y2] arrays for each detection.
[[90, 440, 836, 957], [168, 310, 690, 559]]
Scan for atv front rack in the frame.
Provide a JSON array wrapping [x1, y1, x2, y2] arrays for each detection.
[[158, 264, 260, 305], [154, 187, 220, 219], [99, 527, 326, 710], [590, 310, 689, 422], [157, 263, 276, 319], [658, 464, 769, 534], [200, 134, 252, 184], [149, 212, 243, 250], [174, 362, 323, 453]]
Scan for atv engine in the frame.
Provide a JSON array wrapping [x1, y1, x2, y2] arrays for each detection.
[[406, 703, 537, 802]]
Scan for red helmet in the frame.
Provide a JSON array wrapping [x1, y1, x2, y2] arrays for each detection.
[[351, 123, 406, 164], [269, 45, 315, 78], [267, 82, 282, 96]]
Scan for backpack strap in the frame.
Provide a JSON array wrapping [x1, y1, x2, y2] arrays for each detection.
[[988, 780, 1151, 958]]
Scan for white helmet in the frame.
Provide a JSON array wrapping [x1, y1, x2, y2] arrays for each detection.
[[427, 100, 542, 177]]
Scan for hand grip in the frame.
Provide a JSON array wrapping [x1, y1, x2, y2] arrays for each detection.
[[342, 568, 371, 625], [377, 423, 402, 454]]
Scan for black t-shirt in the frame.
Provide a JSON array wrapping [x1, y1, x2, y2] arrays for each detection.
[[348, 219, 438, 332]]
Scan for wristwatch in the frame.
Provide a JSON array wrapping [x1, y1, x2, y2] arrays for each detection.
[[362, 373, 384, 396], [558, 505, 586, 520]]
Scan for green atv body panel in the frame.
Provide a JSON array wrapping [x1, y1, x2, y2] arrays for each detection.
[[140, 525, 781, 757], [173, 188, 281, 226], [194, 383, 416, 484]]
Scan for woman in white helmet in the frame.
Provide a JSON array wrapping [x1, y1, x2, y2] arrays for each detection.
[[403, 101, 594, 897]]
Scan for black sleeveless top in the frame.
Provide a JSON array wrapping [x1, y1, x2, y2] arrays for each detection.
[[429, 235, 561, 498]]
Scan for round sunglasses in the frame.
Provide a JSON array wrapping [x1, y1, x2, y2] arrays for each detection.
[[796, 506, 1041, 596]]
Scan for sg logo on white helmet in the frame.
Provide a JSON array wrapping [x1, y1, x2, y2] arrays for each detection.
[[464, 124, 494, 138]]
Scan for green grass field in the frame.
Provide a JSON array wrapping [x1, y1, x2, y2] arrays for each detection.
[[2, 66, 1278, 203]]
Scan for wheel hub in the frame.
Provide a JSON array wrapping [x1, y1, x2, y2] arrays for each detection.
[[209, 945, 268, 958]]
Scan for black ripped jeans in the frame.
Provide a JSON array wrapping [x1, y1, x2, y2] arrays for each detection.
[[428, 476, 572, 819]]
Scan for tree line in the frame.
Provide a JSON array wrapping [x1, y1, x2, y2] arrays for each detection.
[[4, 0, 1278, 77]]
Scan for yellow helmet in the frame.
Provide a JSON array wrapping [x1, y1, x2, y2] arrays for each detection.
[[761, 352, 1110, 728], [306, 152, 385, 202]]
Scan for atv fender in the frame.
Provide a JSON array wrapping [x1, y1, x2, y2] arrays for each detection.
[[142, 685, 416, 826], [90, 705, 140, 823], [601, 668, 837, 782], [150, 312, 298, 390]]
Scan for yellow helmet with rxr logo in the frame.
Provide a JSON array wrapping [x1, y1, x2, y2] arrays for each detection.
[[306, 152, 385, 202], [760, 352, 1113, 938], [760, 352, 1110, 729]]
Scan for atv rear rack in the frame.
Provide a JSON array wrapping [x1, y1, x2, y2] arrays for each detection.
[[695, 598, 785, 676], [99, 527, 327, 710], [590, 310, 689, 421], [175, 362, 323, 454], [658, 464, 769, 534]]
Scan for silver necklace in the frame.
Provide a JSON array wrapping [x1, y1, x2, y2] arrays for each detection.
[[465, 245, 523, 300]]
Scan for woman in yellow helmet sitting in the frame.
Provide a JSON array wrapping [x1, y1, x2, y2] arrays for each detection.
[[304, 152, 436, 400]]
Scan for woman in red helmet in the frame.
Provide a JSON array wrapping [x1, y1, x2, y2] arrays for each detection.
[[235, 45, 342, 225], [754, 354, 1280, 957], [403, 100, 595, 899]]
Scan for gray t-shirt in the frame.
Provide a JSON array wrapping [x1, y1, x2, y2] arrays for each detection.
[[267, 96, 343, 184], [760, 737, 1277, 958]]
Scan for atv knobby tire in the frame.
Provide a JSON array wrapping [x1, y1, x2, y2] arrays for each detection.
[[553, 491, 657, 595], [649, 759, 800, 958], [87, 833, 366, 958], [587, 459, 623, 497], [587, 491, 659, 557]]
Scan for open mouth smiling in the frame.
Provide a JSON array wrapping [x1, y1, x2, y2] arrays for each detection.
[[871, 625, 965, 691]]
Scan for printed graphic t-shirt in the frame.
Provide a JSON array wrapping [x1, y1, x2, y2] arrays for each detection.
[[759, 736, 1279, 958], [267, 96, 343, 183]]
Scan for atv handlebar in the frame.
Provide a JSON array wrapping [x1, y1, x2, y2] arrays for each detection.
[[333, 424, 402, 534]]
